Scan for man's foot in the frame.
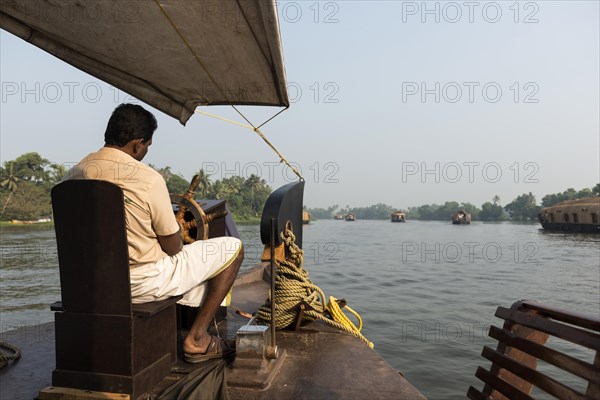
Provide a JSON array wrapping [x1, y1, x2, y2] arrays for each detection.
[[183, 334, 235, 363]]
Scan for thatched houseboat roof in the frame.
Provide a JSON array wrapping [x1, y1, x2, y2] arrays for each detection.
[[540, 197, 600, 214]]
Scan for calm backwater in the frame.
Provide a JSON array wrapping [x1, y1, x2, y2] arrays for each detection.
[[1, 220, 598, 399]]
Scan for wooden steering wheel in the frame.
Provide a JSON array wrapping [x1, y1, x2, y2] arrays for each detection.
[[170, 175, 228, 244]]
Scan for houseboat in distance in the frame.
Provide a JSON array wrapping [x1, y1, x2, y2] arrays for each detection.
[[452, 210, 471, 224], [334, 214, 345, 220], [345, 213, 356, 221], [391, 211, 406, 222], [538, 197, 600, 233], [302, 210, 311, 224]]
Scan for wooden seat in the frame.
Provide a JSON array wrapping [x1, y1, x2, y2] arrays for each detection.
[[467, 300, 600, 400], [51, 180, 181, 400]]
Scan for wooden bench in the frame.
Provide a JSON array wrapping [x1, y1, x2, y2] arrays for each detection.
[[468, 300, 600, 400], [50, 180, 182, 400]]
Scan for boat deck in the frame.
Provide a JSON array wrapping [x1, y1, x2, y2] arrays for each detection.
[[0, 266, 426, 400]]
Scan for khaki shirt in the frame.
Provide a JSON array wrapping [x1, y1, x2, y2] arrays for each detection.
[[67, 147, 179, 267]]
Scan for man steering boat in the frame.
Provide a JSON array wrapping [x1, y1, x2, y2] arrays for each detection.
[[66, 103, 244, 363]]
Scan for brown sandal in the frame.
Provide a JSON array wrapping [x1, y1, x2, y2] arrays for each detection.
[[184, 335, 235, 363]]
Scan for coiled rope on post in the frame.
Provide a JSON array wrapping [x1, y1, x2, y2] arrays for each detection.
[[257, 227, 374, 348], [0, 340, 21, 368]]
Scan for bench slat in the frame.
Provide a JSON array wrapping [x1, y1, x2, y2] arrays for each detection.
[[587, 353, 600, 398], [489, 325, 599, 384], [475, 366, 535, 400], [467, 386, 491, 400], [496, 307, 600, 351], [519, 300, 600, 331], [481, 346, 587, 400]]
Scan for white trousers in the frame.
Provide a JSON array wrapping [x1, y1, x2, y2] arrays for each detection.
[[130, 237, 242, 307]]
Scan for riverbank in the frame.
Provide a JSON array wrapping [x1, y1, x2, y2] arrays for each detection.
[[232, 216, 261, 224], [0, 221, 53, 227], [0, 218, 260, 227]]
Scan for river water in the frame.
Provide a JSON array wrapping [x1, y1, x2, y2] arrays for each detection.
[[1, 220, 598, 399]]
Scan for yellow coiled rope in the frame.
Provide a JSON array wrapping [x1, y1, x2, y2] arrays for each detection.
[[257, 227, 374, 348]]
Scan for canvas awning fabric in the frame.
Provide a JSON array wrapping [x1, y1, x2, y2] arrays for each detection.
[[0, 0, 289, 125]]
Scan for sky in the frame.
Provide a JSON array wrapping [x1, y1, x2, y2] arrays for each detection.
[[1, 1, 599, 210]]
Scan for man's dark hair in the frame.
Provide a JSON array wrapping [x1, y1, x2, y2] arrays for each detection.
[[104, 103, 158, 146]]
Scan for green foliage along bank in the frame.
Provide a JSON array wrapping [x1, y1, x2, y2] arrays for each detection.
[[306, 185, 599, 222], [132, 167, 273, 222], [541, 185, 600, 207], [2, 152, 597, 224], [0, 152, 66, 221], [0, 152, 271, 223]]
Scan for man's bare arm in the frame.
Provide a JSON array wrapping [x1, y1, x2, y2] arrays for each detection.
[[158, 230, 183, 256]]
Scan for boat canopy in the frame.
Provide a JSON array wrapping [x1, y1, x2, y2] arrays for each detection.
[[0, 0, 289, 124]]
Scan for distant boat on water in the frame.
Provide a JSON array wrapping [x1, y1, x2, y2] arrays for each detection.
[[452, 210, 471, 224], [538, 197, 600, 233], [302, 210, 311, 224], [334, 214, 345, 220], [345, 213, 356, 221], [391, 211, 406, 222]]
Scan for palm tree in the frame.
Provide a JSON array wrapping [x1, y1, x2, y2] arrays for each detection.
[[194, 169, 212, 197], [244, 174, 262, 197], [1, 162, 20, 220], [211, 181, 227, 200], [222, 178, 240, 196], [492, 195, 500, 205], [244, 174, 264, 213]]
